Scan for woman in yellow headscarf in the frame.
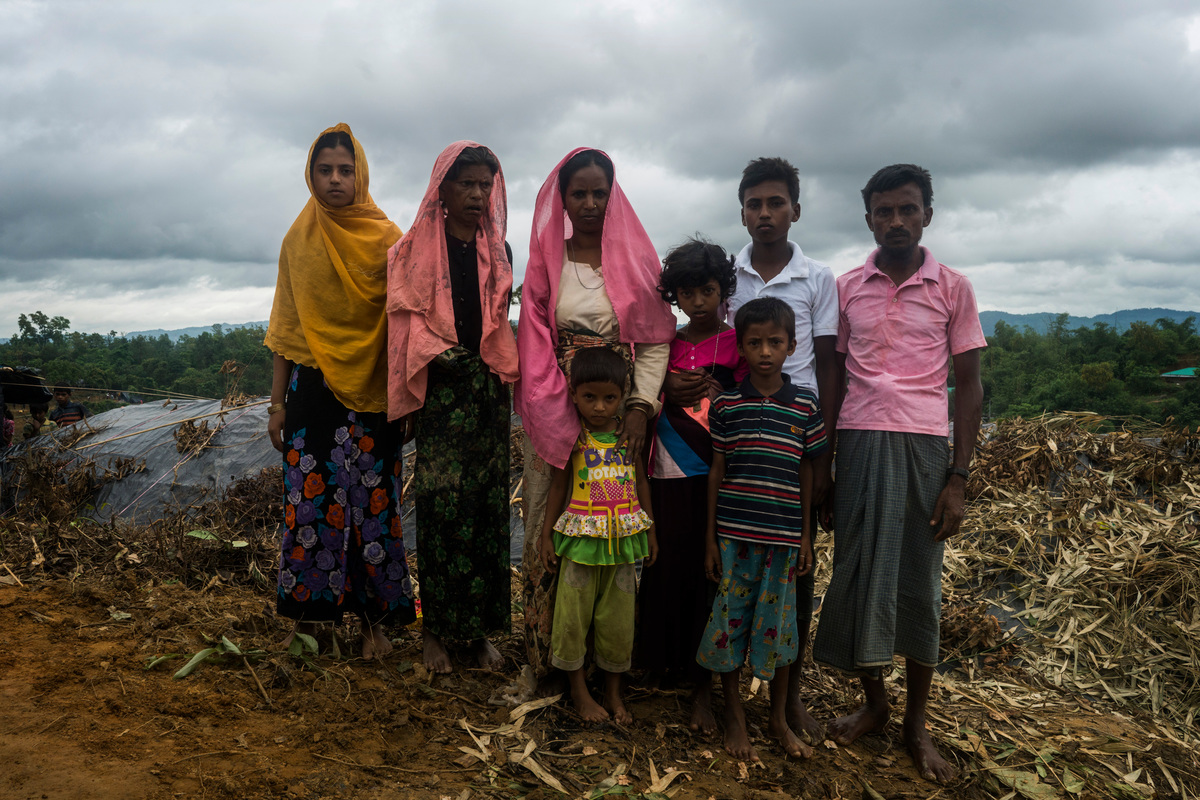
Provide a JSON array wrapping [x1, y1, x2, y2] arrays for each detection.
[[265, 123, 415, 658]]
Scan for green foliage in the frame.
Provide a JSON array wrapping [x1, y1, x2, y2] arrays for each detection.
[[984, 316, 1200, 428], [143, 635, 266, 679], [1, 312, 272, 399]]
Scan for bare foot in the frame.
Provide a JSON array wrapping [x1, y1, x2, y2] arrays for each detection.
[[767, 717, 813, 759], [786, 697, 826, 743], [360, 623, 392, 660], [471, 637, 504, 670], [722, 702, 760, 762], [689, 682, 717, 735], [422, 629, 452, 674], [904, 715, 958, 783], [603, 687, 633, 725], [281, 621, 316, 650], [828, 703, 889, 746], [571, 687, 610, 723]]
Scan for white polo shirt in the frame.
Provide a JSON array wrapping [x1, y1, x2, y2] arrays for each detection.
[[726, 241, 838, 392]]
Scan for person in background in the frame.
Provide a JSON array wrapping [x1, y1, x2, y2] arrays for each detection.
[[50, 387, 89, 426], [23, 403, 57, 440], [386, 142, 519, 674], [265, 123, 415, 659]]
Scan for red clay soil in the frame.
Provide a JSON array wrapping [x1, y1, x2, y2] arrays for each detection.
[[1, 579, 1196, 800]]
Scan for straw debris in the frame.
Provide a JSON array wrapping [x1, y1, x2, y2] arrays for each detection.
[[951, 412, 1200, 737], [3, 411, 1200, 798]]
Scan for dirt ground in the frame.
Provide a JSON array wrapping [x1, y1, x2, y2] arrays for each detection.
[[2, 574, 1196, 800]]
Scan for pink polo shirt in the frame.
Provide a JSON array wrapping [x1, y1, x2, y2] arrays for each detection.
[[836, 247, 986, 437]]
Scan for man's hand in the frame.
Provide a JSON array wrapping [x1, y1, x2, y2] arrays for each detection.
[[931, 476, 966, 541]]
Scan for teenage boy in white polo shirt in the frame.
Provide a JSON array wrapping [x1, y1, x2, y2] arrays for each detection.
[[665, 157, 837, 742]]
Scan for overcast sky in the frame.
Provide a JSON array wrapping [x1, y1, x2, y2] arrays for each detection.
[[3, 0, 1200, 337]]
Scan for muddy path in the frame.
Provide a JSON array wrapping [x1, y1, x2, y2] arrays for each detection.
[[2, 578, 1195, 800]]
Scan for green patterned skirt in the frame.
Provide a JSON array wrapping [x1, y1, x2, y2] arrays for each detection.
[[413, 349, 512, 641]]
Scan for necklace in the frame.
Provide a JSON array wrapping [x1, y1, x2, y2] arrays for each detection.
[[568, 240, 604, 290]]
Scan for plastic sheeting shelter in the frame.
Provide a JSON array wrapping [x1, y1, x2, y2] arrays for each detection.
[[6, 399, 523, 563], [30, 399, 281, 524]]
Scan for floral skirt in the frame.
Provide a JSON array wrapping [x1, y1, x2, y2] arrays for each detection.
[[412, 350, 512, 641], [276, 365, 415, 626]]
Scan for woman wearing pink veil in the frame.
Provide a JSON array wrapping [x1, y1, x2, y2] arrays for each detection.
[[387, 142, 519, 673], [515, 148, 677, 680]]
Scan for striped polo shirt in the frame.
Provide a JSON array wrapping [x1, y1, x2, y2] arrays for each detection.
[[710, 376, 827, 547]]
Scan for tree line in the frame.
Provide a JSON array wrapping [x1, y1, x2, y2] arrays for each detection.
[[982, 313, 1200, 427], [4, 310, 1199, 428], [2, 311, 273, 404]]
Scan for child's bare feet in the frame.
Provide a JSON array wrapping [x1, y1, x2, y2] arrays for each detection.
[[603, 674, 632, 725], [281, 621, 316, 650], [828, 703, 889, 746], [767, 717, 813, 759], [604, 695, 633, 725], [689, 680, 717, 735], [722, 701, 760, 761], [566, 667, 610, 722], [571, 688, 611, 722], [361, 623, 392, 660], [471, 637, 504, 669], [422, 629, 453, 673], [903, 714, 957, 783], [786, 696, 825, 743]]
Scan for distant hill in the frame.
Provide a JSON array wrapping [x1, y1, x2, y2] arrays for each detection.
[[17, 309, 1192, 344], [122, 321, 268, 341], [980, 308, 1199, 337]]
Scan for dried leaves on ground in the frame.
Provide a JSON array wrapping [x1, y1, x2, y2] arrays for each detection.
[[1, 411, 1198, 799]]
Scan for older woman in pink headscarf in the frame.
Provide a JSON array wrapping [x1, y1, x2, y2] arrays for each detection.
[[515, 148, 677, 681], [387, 142, 519, 674]]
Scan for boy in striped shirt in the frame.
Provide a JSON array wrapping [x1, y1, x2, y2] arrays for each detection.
[[697, 297, 827, 762]]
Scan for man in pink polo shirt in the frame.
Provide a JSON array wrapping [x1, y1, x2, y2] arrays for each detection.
[[812, 164, 984, 783]]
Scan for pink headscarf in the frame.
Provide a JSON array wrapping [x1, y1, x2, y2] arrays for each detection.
[[386, 141, 519, 420], [514, 147, 676, 468]]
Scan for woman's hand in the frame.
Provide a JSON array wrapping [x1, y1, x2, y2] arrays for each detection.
[[268, 408, 286, 453], [616, 406, 649, 463], [539, 530, 559, 574], [662, 369, 709, 408]]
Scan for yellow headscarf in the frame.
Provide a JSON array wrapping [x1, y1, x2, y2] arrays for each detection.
[[265, 123, 402, 413]]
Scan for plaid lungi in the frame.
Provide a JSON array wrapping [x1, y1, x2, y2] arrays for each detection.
[[812, 429, 950, 677]]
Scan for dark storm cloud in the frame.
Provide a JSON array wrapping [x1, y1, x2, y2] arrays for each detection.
[[1, 0, 1198, 333]]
